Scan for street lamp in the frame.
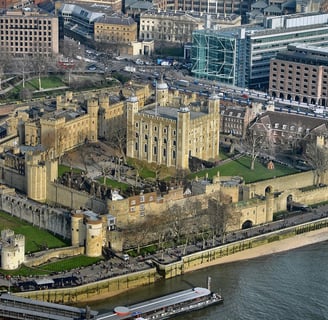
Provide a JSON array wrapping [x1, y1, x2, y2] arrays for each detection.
[[6, 275, 11, 294]]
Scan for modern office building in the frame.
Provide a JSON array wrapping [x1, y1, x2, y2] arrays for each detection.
[[57, 3, 105, 41], [269, 44, 328, 107], [192, 13, 328, 89], [0, 9, 59, 57], [155, 0, 250, 19]]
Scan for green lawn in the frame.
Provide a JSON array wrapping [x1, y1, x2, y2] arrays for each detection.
[[98, 176, 129, 191], [0, 211, 68, 253], [139, 167, 156, 179], [27, 76, 65, 90], [0, 256, 102, 277], [58, 164, 83, 177], [188, 156, 298, 183]]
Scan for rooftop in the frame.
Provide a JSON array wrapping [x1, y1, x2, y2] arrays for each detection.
[[141, 106, 206, 120]]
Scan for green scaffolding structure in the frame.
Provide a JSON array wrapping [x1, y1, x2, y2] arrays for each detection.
[[191, 29, 246, 87]]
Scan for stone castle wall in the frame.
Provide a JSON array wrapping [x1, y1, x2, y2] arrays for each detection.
[[247, 171, 315, 197], [47, 182, 107, 214], [0, 166, 26, 194], [24, 246, 85, 267], [0, 192, 71, 239]]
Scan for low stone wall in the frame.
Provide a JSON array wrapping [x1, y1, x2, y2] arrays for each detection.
[[15, 268, 158, 304], [156, 218, 328, 279], [24, 246, 85, 268]]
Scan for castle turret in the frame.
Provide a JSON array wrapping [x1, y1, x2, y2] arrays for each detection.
[[156, 79, 169, 107], [1, 231, 25, 270], [208, 92, 220, 160], [208, 92, 220, 114], [126, 95, 139, 159], [85, 219, 103, 257], [71, 212, 86, 247], [87, 98, 99, 142], [176, 107, 190, 170], [265, 190, 274, 222], [99, 94, 110, 109]]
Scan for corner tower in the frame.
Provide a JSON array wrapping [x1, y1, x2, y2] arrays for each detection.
[[176, 107, 190, 170], [87, 98, 99, 142], [126, 95, 139, 159]]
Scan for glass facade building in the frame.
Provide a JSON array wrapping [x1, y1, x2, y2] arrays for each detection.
[[192, 27, 252, 87], [191, 13, 328, 89]]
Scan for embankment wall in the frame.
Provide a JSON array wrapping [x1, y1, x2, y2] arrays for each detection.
[[15, 268, 158, 304], [155, 218, 328, 279]]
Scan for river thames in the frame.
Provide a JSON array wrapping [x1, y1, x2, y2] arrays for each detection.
[[90, 240, 328, 319]]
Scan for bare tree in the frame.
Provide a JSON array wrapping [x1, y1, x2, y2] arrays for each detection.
[[305, 142, 328, 186], [31, 54, 51, 91], [106, 116, 127, 164], [0, 51, 13, 91], [15, 55, 33, 89], [164, 202, 192, 246], [244, 125, 268, 170], [123, 214, 157, 254], [206, 192, 237, 245]]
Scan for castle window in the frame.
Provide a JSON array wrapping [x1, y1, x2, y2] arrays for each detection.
[[135, 142, 138, 150], [131, 200, 136, 205], [173, 150, 176, 159], [154, 146, 157, 155], [154, 126, 157, 131], [173, 140, 176, 146], [164, 138, 167, 144], [140, 196, 145, 202], [163, 148, 166, 156], [144, 144, 147, 152], [154, 136, 157, 142], [130, 207, 135, 212], [135, 122, 138, 127], [145, 134, 148, 140], [163, 128, 167, 134]]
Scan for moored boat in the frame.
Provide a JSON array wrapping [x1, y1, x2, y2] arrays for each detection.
[[97, 286, 223, 320]]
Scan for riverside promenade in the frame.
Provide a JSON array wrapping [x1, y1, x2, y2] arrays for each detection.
[[4, 206, 328, 304]]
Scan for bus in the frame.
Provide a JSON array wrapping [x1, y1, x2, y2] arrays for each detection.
[[174, 79, 189, 87]]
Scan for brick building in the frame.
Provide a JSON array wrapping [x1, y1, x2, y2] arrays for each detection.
[[269, 43, 328, 107], [0, 9, 59, 57]]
